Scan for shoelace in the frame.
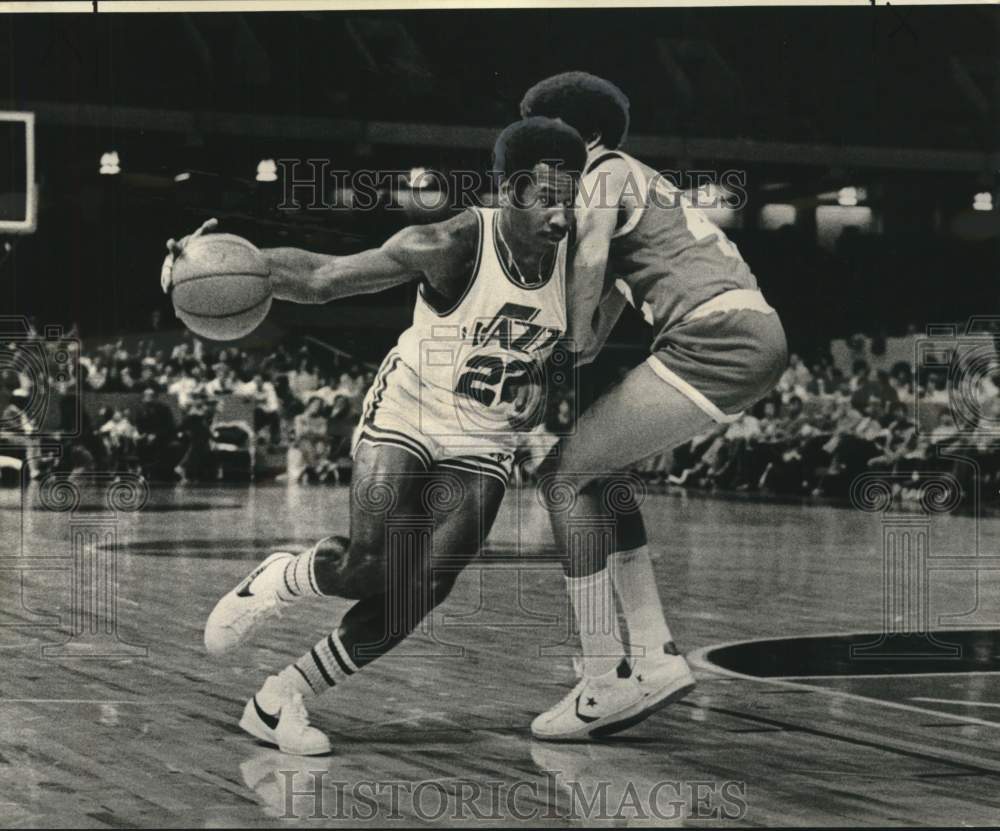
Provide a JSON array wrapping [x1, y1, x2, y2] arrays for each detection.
[[552, 677, 589, 713], [233, 588, 285, 626], [282, 693, 313, 731]]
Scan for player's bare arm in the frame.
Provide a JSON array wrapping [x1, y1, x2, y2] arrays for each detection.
[[262, 243, 421, 304], [161, 211, 480, 306], [263, 212, 478, 304], [565, 157, 630, 360]]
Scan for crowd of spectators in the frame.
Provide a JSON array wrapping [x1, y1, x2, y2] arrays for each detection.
[[626, 351, 999, 507], [0, 320, 373, 485], [4, 319, 999, 510]]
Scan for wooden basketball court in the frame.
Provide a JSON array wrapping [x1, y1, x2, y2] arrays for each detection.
[[2, 480, 1000, 826]]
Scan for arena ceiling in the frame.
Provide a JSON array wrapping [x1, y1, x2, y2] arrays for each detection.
[[2, 6, 999, 161]]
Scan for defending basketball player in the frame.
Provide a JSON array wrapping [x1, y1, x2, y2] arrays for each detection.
[[161, 118, 586, 755], [519, 73, 788, 740]]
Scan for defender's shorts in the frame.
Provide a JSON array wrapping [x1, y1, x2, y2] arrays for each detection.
[[352, 350, 516, 487], [649, 289, 788, 422]]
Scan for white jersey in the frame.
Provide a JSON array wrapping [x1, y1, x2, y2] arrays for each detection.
[[395, 207, 568, 432]]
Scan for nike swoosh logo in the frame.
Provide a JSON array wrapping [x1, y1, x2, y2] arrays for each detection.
[[574, 694, 599, 724], [253, 696, 280, 730], [236, 564, 268, 598]]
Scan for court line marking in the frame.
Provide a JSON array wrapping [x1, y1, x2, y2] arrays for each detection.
[[0, 699, 138, 704], [686, 632, 1000, 732], [911, 697, 1000, 710], [781, 670, 1000, 681]]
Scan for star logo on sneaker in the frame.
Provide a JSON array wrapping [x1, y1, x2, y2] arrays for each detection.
[[574, 694, 599, 723]]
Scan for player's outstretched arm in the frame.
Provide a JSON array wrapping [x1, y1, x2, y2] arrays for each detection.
[[264, 221, 450, 304], [263, 241, 422, 304], [161, 220, 445, 305]]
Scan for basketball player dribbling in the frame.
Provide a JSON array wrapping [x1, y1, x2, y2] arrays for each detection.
[[160, 118, 586, 755], [518, 73, 789, 740]]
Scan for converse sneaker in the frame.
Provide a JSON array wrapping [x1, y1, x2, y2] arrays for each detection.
[[629, 642, 697, 716], [531, 659, 644, 741]]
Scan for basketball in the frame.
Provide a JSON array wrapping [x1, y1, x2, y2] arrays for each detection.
[[170, 233, 272, 341]]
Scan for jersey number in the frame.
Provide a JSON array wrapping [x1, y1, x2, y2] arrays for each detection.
[[455, 355, 533, 407], [679, 193, 741, 259], [617, 189, 742, 325]]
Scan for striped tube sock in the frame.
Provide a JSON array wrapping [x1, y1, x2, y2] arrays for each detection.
[[275, 545, 325, 601], [291, 630, 360, 695]]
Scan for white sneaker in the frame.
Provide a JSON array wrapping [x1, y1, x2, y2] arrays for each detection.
[[531, 659, 644, 742], [204, 552, 295, 656], [239, 676, 331, 756], [629, 644, 697, 716]]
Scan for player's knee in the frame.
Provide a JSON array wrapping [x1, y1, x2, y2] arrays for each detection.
[[312, 535, 385, 599], [309, 535, 347, 588], [313, 535, 350, 567], [343, 550, 389, 599]]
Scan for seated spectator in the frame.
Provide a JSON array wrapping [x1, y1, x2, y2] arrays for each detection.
[[875, 370, 899, 410], [849, 359, 882, 402], [135, 386, 179, 481], [204, 363, 236, 399], [865, 401, 916, 472], [158, 361, 177, 392], [338, 371, 364, 415], [99, 409, 140, 475], [85, 356, 109, 391], [315, 373, 351, 411], [176, 393, 217, 483], [168, 363, 206, 409], [232, 369, 258, 399], [292, 396, 333, 483], [924, 372, 950, 405], [813, 395, 887, 497], [288, 357, 320, 402], [138, 364, 162, 393], [778, 353, 812, 399], [0, 395, 46, 481], [714, 402, 783, 491], [233, 371, 281, 444], [889, 362, 915, 403], [668, 416, 758, 490], [273, 373, 300, 420]]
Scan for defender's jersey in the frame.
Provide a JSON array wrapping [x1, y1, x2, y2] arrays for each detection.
[[589, 151, 758, 333], [395, 207, 568, 430]]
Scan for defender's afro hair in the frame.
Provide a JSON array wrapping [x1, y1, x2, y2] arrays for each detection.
[[520, 71, 630, 149]]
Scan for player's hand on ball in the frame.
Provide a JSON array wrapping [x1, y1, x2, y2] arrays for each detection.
[[161, 217, 219, 294]]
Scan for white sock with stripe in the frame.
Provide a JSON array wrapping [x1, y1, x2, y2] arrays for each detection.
[[566, 568, 625, 677], [290, 630, 360, 695], [264, 544, 326, 601], [608, 545, 674, 657]]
